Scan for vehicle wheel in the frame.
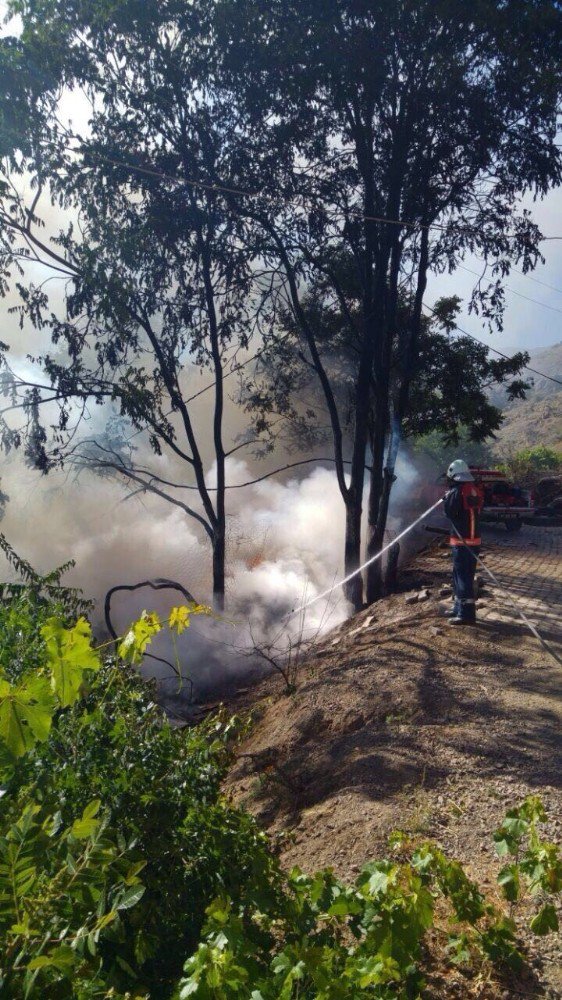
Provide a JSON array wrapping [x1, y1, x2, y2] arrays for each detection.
[[505, 518, 522, 532]]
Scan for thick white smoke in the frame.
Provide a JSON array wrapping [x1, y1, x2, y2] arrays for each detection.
[[0, 445, 424, 700]]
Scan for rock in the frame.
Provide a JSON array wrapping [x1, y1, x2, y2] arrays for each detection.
[[404, 593, 418, 605], [429, 626, 442, 636], [348, 626, 364, 637], [417, 589, 430, 602], [439, 586, 451, 597]]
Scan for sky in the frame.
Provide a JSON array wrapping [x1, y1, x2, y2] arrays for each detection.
[[425, 189, 562, 357]]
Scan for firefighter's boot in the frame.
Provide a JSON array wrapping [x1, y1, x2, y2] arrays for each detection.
[[448, 599, 476, 625]]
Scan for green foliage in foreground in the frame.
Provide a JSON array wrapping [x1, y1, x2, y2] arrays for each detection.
[[177, 813, 561, 999], [0, 573, 279, 997], [0, 565, 559, 998]]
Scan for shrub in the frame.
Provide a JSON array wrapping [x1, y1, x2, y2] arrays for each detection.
[[0, 552, 559, 998], [178, 803, 561, 999], [500, 445, 562, 487], [0, 562, 280, 997]]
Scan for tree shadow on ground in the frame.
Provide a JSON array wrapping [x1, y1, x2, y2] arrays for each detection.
[[238, 621, 561, 826]]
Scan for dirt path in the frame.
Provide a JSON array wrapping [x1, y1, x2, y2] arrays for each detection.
[[226, 524, 562, 999]]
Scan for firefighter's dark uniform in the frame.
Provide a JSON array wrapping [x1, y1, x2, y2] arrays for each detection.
[[444, 482, 483, 623]]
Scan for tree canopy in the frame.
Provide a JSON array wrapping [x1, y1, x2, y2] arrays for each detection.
[[0, 0, 560, 608]]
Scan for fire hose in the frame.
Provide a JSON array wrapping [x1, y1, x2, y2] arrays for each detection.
[[449, 523, 562, 668], [285, 497, 562, 668], [284, 497, 445, 620]]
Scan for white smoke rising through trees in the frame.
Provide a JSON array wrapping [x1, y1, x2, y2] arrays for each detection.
[[0, 443, 422, 696]]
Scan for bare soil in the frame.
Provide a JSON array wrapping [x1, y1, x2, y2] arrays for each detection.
[[221, 530, 562, 999]]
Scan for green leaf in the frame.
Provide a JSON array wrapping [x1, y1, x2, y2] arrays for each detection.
[[502, 817, 528, 840], [117, 884, 146, 910], [42, 617, 100, 707], [118, 611, 162, 664], [82, 799, 101, 821], [28, 945, 76, 972], [493, 836, 510, 857], [530, 904, 558, 936], [70, 800, 102, 839], [0, 675, 55, 757], [497, 864, 520, 902]]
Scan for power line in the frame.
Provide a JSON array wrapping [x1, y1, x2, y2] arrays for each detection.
[[457, 262, 562, 316], [61, 136, 562, 243], [422, 303, 562, 387], [475, 255, 562, 297], [128, 304, 562, 452]]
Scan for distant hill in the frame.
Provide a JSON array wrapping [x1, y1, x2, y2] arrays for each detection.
[[490, 342, 562, 456]]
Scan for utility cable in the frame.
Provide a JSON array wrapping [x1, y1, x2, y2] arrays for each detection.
[[475, 254, 562, 297], [284, 497, 445, 621], [55, 135, 562, 243], [457, 262, 562, 316], [421, 304, 562, 388]]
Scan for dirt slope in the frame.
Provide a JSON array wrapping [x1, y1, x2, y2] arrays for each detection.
[[225, 524, 562, 999]]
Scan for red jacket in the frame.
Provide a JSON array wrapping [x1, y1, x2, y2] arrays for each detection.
[[444, 482, 484, 546]]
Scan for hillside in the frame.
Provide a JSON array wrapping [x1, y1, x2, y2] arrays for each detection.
[[491, 342, 562, 455], [223, 525, 562, 999]]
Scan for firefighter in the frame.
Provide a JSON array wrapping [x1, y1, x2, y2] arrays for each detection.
[[443, 459, 484, 625]]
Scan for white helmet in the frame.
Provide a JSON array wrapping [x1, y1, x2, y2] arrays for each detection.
[[447, 459, 474, 482]]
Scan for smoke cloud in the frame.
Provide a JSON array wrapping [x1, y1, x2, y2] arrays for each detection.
[[0, 439, 427, 701]]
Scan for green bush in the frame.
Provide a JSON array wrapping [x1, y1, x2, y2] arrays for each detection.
[[0, 564, 280, 998], [499, 445, 562, 487], [177, 807, 561, 999]]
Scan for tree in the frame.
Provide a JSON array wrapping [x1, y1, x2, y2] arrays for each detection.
[[243, 283, 530, 504], [1, 0, 561, 615], [210, 0, 562, 606], [0, 0, 274, 609]]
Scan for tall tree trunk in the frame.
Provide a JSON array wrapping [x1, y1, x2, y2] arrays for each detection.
[[343, 491, 363, 610], [212, 525, 226, 612], [365, 399, 391, 603], [366, 227, 430, 602]]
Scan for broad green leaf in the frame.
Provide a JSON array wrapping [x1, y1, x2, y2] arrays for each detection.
[[502, 817, 528, 840], [82, 799, 101, 821], [497, 864, 520, 902], [118, 611, 162, 664], [117, 884, 145, 910], [71, 801, 102, 839], [42, 617, 100, 707], [493, 836, 510, 857], [169, 603, 212, 635], [169, 605, 191, 634], [530, 903, 558, 936], [28, 945, 76, 972], [0, 676, 55, 757]]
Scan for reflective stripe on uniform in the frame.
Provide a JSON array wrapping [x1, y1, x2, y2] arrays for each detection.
[[450, 537, 481, 546]]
